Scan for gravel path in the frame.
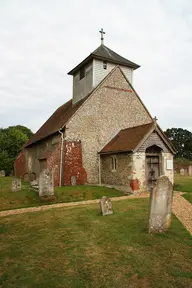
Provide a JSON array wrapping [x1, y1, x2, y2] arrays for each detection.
[[1, 192, 191, 236], [0, 193, 148, 218], [172, 193, 192, 235]]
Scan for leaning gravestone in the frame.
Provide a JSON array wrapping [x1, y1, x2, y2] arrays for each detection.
[[12, 179, 21, 192], [0, 170, 5, 177], [39, 169, 54, 197], [100, 196, 113, 216], [149, 175, 173, 233]]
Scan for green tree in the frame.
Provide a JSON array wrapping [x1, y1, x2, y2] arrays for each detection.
[[0, 125, 33, 175], [165, 128, 192, 160], [10, 125, 33, 139]]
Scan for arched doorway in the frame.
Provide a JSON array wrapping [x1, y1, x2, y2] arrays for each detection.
[[146, 145, 162, 189]]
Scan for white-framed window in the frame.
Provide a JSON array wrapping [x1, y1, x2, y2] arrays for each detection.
[[111, 156, 117, 171]]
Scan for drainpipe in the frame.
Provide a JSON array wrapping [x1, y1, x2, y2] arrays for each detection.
[[58, 129, 64, 187], [98, 153, 101, 186]]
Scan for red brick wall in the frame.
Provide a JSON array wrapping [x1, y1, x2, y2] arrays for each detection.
[[47, 142, 61, 187], [64, 141, 87, 185], [14, 140, 87, 187], [14, 150, 27, 178]]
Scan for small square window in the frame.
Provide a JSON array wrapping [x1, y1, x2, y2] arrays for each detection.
[[103, 61, 107, 69], [79, 67, 85, 80]]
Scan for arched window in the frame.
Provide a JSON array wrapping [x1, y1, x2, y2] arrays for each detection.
[[111, 156, 117, 171]]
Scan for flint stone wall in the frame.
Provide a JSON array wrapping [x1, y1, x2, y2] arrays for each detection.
[[66, 67, 152, 184], [101, 153, 132, 185]]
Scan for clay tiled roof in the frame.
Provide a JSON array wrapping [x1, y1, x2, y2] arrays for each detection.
[[100, 123, 154, 154], [25, 98, 86, 147], [68, 44, 140, 75]]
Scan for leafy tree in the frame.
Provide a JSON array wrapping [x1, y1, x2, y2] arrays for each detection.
[[9, 125, 33, 139], [165, 128, 192, 160], [0, 125, 33, 175]]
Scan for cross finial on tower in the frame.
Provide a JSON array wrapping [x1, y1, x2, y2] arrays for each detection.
[[99, 28, 106, 45]]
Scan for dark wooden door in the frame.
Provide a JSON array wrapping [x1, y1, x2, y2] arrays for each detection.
[[146, 156, 160, 189]]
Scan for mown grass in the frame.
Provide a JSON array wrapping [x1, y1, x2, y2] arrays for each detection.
[[0, 198, 191, 288], [0, 177, 124, 211], [174, 174, 192, 203]]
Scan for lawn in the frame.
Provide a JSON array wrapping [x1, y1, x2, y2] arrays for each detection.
[[174, 174, 192, 203], [0, 177, 124, 211], [0, 198, 191, 288]]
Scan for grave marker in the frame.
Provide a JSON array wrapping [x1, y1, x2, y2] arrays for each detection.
[[149, 175, 173, 233], [39, 169, 54, 197], [12, 179, 21, 192], [180, 168, 185, 176], [100, 196, 113, 216], [0, 170, 5, 177]]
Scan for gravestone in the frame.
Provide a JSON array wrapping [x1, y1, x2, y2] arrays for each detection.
[[100, 196, 113, 216], [39, 169, 54, 197], [12, 179, 21, 192], [0, 170, 5, 177], [184, 168, 188, 176], [149, 175, 173, 233], [71, 176, 76, 186], [188, 165, 192, 176], [180, 168, 185, 176]]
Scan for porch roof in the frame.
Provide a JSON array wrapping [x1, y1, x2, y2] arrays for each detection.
[[99, 123, 176, 155]]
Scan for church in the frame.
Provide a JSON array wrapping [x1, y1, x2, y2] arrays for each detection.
[[15, 30, 176, 191]]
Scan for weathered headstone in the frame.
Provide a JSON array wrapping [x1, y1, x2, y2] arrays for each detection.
[[180, 168, 185, 176], [149, 175, 173, 233], [100, 196, 113, 216], [184, 168, 188, 176], [39, 169, 54, 197], [0, 170, 5, 177], [12, 179, 21, 192], [188, 165, 192, 176], [71, 176, 76, 186]]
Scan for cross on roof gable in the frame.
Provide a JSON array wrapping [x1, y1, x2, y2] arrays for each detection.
[[68, 44, 140, 75]]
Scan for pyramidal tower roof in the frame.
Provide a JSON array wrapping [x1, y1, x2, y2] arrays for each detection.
[[68, 44, 140, 75]]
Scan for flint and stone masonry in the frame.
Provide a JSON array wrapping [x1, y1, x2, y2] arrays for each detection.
[[66, 68, 151, 184]]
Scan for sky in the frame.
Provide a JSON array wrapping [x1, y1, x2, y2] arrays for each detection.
[[0, 0, 192, 133]]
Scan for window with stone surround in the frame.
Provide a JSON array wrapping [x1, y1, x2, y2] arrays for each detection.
[[111, 156, 117, 171]]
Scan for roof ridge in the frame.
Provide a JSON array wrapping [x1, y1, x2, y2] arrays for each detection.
[[120, 122, 154, 132], [68, 44, 140, 75]]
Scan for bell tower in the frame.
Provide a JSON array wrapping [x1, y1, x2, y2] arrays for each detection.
[[68, 29, 140, 105]]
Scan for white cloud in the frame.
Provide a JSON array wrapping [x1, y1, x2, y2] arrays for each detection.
[[0, 0, 192, 132]]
